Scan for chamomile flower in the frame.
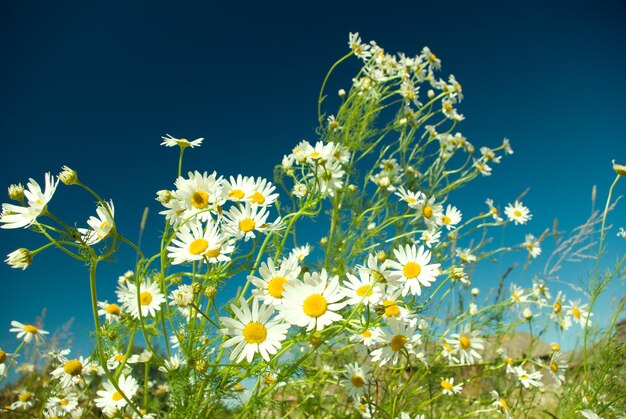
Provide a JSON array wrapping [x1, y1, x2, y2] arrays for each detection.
[[363, 253, 393, 284], [95, 374, 139, 417], [343, 266, 383, 306], [290, 244, 311, 262], [523, 234, 542, 258], [490, 390, 511, 417], [5, 248, 32, 270], [446, 326, 484, 365], [219, 297, 290, 363], [377, 287, 413, 322], [371, 318, 421, 366], [224, 175, 254, 202], [441, 340, 459, 364], [440, 377, 463, 395], [566, 299, 592, 328], [417, 196, 443, 229], [548, 352, 567, 385], [78, 200, 115, 245], [456, 247, 477, 263], [550, 291, 572, 331], [46, 392, 79, 416], [250, 257, 301, 306], [0, 348, 9, 377], [107, 352, 128, 370], [175, 171, 224, 222], [11, 389, 36, 410], [440, 204, 462, 230], [247, 177, 279, 206], [309, 159, 345, 197], [158, 353, 185, 373], [387, 244, 440, 296], [531, 279, 551, 302], [348, 32, 372, 59], [1, 172, 58, 229], [169, 284, 195, 308], [473, 158, 492, 176], [50, 355, 91, 388], [121, 279, 166, 319], [167, 220, 229, 264], [510, 284, 529, 304], [277, 269, 347, 332], [504, 201, 532, 225], [97, 301, 122, 323], [485, 198, 503, 222], [395, 186, 424, 208], [161, 134, 203, 149], [10, 321, 49, 344], [419, 229, 441, 248], [514, 366, 543, 389], [223, 203, 271, 241], [341, 362, 370, 398]]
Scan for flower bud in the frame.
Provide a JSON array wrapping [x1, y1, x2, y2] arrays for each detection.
[[471, 287, 480, 296], [338, 89, 346, 98], [427, 89, 435, 99], [156, 190, 173, 204], [193, 358, 209, 374], [191, 282, 203, 295], [523, 307, 533, 320], [612, 160, 626, 176], [376, 250, 387, 263], [320, 237, 328, 245], [5, 248, 32, 270], [204, 285, 218, 299], [8, 183, 24, 201], [58, 165, 77, 185]]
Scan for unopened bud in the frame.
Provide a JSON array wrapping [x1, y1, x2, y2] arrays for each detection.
[[8, 183, 24, 201], [204, 285, 217, 299], [427, 89, 435, 99], [156, 190, 173, 204], [523, 307, 533, 320], [376, 250, 387, 263], [193, 358, 209, 374], [338, 89, 346, 98], [191, 282, 203, 295], [471, 288, 480, 296], [5, 248, 32, 270], [320, 237, 328, 245], [58, 165, 77, 186], [612, 160, 626, 176]]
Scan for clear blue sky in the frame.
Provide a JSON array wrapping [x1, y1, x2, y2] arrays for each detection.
[[1, 0, 625, 358]]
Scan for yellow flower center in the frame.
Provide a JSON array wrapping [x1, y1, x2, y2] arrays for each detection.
[[228, 189, 246, 200], [112, 391, 123, 401], [500, 399, 509, 410], [443, 342, 453, 353], [302, 294, 328, 318], [572, 307, 581, 319], [249, 191, 265, 205], [407, 197, 416, 204], [422, 205, 433, 219], [351, 374, 365, 388], [267, 277, 288, 298], [205, 247, 221, 258], [239, 218, 256, 233], [234, 384, 244, 392], [97, 221, 111, 237], [553, 301, 562, 313], [512, 292, 520, 302], [242, 322, 267, 344], [23, 325, 38, 334], [505, 357, 513, 365], [520, 374, 529, 380], [383, 300, 400, 317], [440, 380, 453, 390], [550, 362, 558, 373], [0, 350, 6, 363], [18, 392, 32, 402], [390, 334, 407, 352], [189, 238, 209, 255], [459, 336, 471, 350], [403, 262, 421, 279], [550, 343, 561, 351], [362, 330, 372, 339], [309, 151, 321, 159], [59, 399, 69, 406], [442, 215, 451, 224], [513, 209, 522, 217], [105, 304, 121, 315], [264, 375, 276, 385], [63, 359, 83, 376], [190, 191, 209, 209], [115, 354, 125, 362], [356, 285, 373, 297], [140, 291, 153, 306]]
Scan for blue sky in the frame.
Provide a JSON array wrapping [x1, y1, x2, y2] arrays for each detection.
[[1, 0, 625, 360]]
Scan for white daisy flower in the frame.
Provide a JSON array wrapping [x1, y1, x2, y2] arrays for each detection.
[[223, 175, 255, 202], [446, 326, 484, 365], [490, 390, 511, 417], [348, 32, 372, 59], [417, 196, 443, 229], [309, 159, 345, 197], [46, 392, 79, 416], [167, 220, 230, 264], [10, 321, 49, 344], [510, 284, 529, 304], [523, 234, 542, 258], [5, 248, 32, 270], [175, 170, 224, 222], [11, 389, 36, 410], [250, 257, 301, 306], [290, 244, 311, 262], [485, 198, 503, 222], [419, 230, 441, 248], [473, 158, 492, 176], [223, 202, 270, 241], [566, 299, 592, 328], [158, 353, 185, 373], [550, 291, 572, 331], [95, 374, 139, 417], [169, 284, 195, 307], [121, 279, 166, 319], [78, 200, 115, 245], [161, 134, 203, 149], [504, 201, 532, 225], [341, 362, 370, 398], [219, 297, 290, 363], [247, 177, 279, 207], [107, 352, 128, 370], [387, 244, 440, 296], [395, 186, 424, 209], [514, 366, 543, 389], [362, 253, 393, 284], [548, 352, 567, 385], [1, 172, 58, 229], [440, 204, 462, 230], [531, 279, 551, 302], [371, 318, 422, 366], [440, 377, 463, 395], [343, 266, 383, 306], [441, 340, 459, 364], [456, 247, 477, 263], [97, 301, 122, 323], [50, 355, 91, 388], [277, 269, 346, 332], [378, 287, 414, 322]]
